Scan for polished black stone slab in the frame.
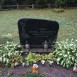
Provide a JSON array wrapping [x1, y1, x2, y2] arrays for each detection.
[[18, 18, 59, 48]]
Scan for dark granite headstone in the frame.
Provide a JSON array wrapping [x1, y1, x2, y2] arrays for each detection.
[[18, 18, 59, 48]]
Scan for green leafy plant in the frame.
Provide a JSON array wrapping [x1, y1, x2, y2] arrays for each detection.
[[53, 39, 77, 68], [7, 53, 23, 67], [45, 53, 56, 62], [46, 53, 56, 65], [26, 72, 45, 77], [40, 53, 56, 65], [25, 52, 41, 65], [0, 68, 3, 76], [54, 0, 67, 8], [25, 52, 55, 65], [0, 41, 23, 67]]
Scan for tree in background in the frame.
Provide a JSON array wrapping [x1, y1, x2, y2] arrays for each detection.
[[66, 0, 77, 7], [0, 0, 2, 10], [0, 0, 2, 5], [15, 0, 25, 5], [0, 0, 16, 5], [54, 0, 67, 8], [0, 0, 77, 8], [35, 0, 48, 8], [0, 0, 4, 5], [24, 0, 35, 5]]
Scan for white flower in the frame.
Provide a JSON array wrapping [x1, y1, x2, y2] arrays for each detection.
[[15, 62, 19, 66], [41, 60, 45, 64], [57, 62, 59, 65], [33, 64, 39, 68], [73, 66, 77, 72], [18, 45, 21, 48], [49, 61, 53, 65], [22, 62, 25, 67]]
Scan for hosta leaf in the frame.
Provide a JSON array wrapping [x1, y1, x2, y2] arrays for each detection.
[[61, 60, 64, 65], [64, 55, 68, 57], [59, 53, 62, 56], [0, 57, 2, 62], [8, 52, 12, 57], [3, 54, 6, 57], [57, 58, 61, 62], [6, 59, 9, 63], [62, 63, 65, 68], [3, 58, 6, 63]]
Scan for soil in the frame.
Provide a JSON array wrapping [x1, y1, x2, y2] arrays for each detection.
[[1, 63, 77, 77]]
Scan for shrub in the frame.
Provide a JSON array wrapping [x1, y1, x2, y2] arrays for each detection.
[[53, 39, 77, 68], [0, 41, 23, 67], [25, 52, 41, 65], [25, 52, 55, 65], [54, 0, 67, 8]]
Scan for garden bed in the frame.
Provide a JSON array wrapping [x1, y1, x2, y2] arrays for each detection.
[[0, 39, 77, 77], [1, 63, 77, 77]]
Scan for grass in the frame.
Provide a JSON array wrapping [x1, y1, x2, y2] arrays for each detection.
[[0, 9, 77, 43]]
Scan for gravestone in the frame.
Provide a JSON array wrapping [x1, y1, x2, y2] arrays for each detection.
[[18, 18, 59, 48]]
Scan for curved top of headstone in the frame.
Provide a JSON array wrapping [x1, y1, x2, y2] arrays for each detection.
[[18, 18, 59, 48]]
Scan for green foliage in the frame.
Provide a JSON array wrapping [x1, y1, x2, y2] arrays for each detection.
[[25, 52, 41, 65], [0, 0, 77, 7], [26, 72, 38, 77], [53, 39, 77, 68], [7, 53, 23, 67], [26, 72, 45, 77], [67, 0, 76, 3], [35, 0, 47, 6], [0, 0, 15, 5], [25, 52, 55, 65], [54, 0, 67, 8], [24, 0, 35, 5], [0, 41, 23, 67], [0, 68, 3, 76], [46, 53, 56, 62], [0, 0, 4, 5]]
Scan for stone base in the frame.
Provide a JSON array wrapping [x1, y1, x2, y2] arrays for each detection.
[[22, 48, 54, 54]]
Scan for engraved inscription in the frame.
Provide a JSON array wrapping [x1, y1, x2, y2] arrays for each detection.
[[29, 29, 56, 38]]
